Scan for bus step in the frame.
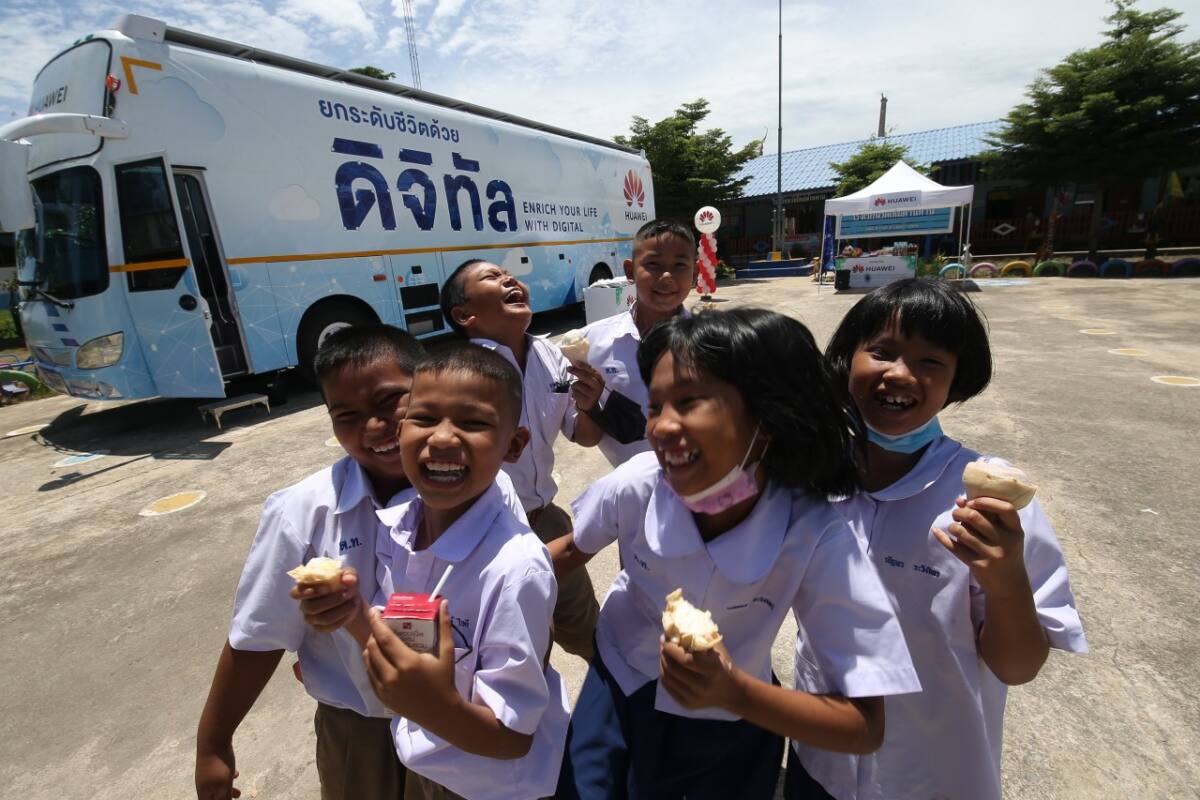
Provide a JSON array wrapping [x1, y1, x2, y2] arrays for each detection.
[[215, 344, 247, 377], [198, 393, 271, 429]]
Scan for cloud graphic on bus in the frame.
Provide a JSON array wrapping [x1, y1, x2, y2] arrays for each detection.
[[623, 171, 645, 208]]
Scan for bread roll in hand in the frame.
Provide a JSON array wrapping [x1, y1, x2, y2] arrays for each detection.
[[662, 588, 722, 651], [961, 460, 1037, 510]]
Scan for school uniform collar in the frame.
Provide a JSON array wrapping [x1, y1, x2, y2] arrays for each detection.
[[644, 472, 790, 584], [471, 334, 556, 375], [868, 436, 965, 502], [334, 456, 384, 515], [375, 481, 503, 563]]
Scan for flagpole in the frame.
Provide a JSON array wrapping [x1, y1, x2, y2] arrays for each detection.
[[775, 0, 783, 257]]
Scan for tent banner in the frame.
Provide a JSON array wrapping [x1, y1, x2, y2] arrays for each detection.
[[835, 207, 954, 238], [835, 255, 917, 289]]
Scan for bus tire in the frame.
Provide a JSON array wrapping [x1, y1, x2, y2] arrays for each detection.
[[588, 263, 613, 287], [1001, 260, 1032, 277], [969, 262, 998, 278], [296, 300, 377, 385], [1100, 258, 1132, 278]]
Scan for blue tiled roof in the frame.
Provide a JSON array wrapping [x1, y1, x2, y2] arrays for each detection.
[[736, 120, 1003, 198]]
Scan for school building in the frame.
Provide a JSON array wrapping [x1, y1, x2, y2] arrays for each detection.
[[719, 120, 1200, 263]]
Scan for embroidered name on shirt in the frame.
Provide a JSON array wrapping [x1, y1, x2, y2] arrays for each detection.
[[630, 552, 650, 571], [884, 556, 905, 568], [338, 537, 363, 553], [604, 366, 621, 375], [913, 563, 941, 578]]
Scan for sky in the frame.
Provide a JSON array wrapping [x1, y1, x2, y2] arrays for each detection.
[[2, 0, 1199, 154]]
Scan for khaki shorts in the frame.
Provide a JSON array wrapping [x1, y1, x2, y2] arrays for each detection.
[[314, 703, 405, 800], [529, 502, 599, 660], [403, 772, 467, 800]]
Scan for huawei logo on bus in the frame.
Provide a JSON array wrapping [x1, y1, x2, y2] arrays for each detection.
[[873, 197, 887, 207], [623, 171, 645, 208]]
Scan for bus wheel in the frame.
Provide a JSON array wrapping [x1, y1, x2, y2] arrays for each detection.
[[588, 264, 613, 286], [297, 301, 376, 385]]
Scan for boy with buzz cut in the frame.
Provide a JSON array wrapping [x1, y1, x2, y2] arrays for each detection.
[[577, 218, 696, 466], [296, 343, 570, 800], [195, 324, 424, 800], [439, 258, 602, 660]]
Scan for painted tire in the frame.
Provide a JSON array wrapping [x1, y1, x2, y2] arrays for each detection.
[[1001, 260, 1032, 277], [939, 263, 966, 278], [1100, 258, 1132, 278], [969, 262, 998, 278], [0, 369, 41, 392], [1133, 258, 1168, 278], [1067, 260, 1098, 278], [1170, 257, 1200, 277], [1034, 260, 1066, 277]]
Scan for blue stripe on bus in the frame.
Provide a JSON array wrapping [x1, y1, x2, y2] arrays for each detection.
[[332, 138, 384, 158], [52, 323, 69, 332], [61, 338, 79, 347]]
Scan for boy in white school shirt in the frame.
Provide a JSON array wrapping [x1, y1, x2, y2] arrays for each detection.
[[298, 344, 569, 800], [195, 325, 425, 800], [577, 219, 696, 466], [439, 257, 603, 659]]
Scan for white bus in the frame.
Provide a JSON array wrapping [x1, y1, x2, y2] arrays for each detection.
[[0, 14, 654, 400]]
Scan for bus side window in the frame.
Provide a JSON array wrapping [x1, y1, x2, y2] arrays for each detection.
[[114, 159, 187, 292]]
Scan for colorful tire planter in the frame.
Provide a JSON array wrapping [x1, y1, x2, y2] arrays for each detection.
[[1001, 260, 1032, 277], [1034, 260, 1067, 277], [1133, 258, 1168, 278], [969, 262, 998, 278], [1170, 258, 1200, 277], [1067, 260, 1098, 278], [1100, 258, 1132, 278], [939, 263, 966, 279]]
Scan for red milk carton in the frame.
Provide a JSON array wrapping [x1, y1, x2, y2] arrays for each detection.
[[381, 593, 440, 654]]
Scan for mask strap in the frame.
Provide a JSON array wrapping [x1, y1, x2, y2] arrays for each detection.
[[739, 425, 763, 470]]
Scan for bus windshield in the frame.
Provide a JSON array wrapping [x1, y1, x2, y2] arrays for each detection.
[[16, 166, 108, 300]]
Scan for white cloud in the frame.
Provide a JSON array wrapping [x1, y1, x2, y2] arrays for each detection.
[[4, 0, 1200, 160]]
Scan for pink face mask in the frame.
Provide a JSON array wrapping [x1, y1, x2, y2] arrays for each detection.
[[674, 427, 764, 515]]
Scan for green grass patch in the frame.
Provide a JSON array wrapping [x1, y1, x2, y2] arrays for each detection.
[[0, 308, 23, 348]]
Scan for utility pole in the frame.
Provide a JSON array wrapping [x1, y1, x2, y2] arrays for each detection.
[[877, 94, 887, 138], [774, 0, 783, 257]]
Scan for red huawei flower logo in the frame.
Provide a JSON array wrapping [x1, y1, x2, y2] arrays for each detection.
[[699, 209, 714, 224], [623, 171, 645, 208], [873, 197, 886, 207]]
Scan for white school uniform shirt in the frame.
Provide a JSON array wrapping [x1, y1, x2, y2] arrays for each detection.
[[572, 451, 921, 721], [580, 304, 688, 466], [472, 334, 577, 512], [792, 436, 1088, 800], [228, 459, 527, 720], [374, 481, 570, 800], [228, 455, 393, 717]]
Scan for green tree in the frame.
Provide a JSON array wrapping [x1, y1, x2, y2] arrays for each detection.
[[986, 0, 1200, 260], [348, 66, 396, 81], [829, 138, 925, 197], [615, 99, 759, 222]]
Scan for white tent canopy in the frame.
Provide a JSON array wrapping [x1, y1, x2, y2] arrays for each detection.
[[824, 160, 974, 215]]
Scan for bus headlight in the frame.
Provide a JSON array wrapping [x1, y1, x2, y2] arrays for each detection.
[[76, 332, 124, 369]]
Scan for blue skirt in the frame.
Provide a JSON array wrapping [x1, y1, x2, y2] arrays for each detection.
[[557, 648, 784, 800]]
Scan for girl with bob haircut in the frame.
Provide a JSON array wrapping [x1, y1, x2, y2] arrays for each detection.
[[551, 308, 921, 799], [786, 278, 1087, 800]]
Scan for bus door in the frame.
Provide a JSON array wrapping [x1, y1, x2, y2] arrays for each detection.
[[113, 155, 225, 397], [172, 169, 248, 378], [390, 256, 448, 338]]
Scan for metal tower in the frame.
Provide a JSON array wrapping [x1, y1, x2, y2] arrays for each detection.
[[401, 0, 422, 89]]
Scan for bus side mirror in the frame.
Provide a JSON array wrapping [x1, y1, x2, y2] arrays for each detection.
[[0, 140, 34, 233]]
